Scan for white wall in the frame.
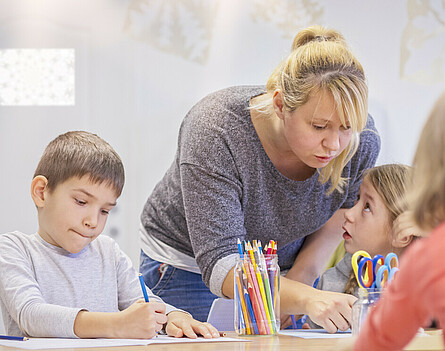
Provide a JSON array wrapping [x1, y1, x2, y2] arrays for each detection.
[[0, 0, 443, 282]]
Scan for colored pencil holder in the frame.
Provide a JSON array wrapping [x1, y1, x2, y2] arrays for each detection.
[[234, 254, 280, 335]]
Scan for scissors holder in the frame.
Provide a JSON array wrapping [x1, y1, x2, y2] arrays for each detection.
[[351, 288, 383, 335], [234, 254, 280, 335]]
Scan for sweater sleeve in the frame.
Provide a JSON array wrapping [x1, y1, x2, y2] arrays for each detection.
[[0, 235, 80, 337], [353, 236, 443, 351]]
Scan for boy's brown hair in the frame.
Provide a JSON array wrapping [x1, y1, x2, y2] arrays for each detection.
[[34, 131, 125, 196]]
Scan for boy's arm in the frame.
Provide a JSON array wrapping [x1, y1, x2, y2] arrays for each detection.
[[0, 234, 81, 337], [73, 300, 167, 338]]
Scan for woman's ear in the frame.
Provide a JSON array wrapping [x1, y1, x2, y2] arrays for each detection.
[[31, 176, 49, 208], [272, 90, 285, 120]]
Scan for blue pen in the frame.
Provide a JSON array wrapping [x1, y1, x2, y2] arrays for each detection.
[[0, 335, 28, 341], [291, 315, 298, 329], [138, 273, 149, 302]]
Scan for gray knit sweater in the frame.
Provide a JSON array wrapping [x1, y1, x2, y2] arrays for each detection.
[[141, 85, 380, 296]]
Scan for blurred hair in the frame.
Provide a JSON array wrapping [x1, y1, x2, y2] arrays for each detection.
[[408, 91, 445, 231]]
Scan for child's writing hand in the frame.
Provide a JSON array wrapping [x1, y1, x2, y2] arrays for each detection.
[[306, 289, 356, 333], [165, 311, 220, 339], [118, 299, 167, 339]]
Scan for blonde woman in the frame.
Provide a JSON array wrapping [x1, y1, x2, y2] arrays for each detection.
[[139, 25, 380, 332], [351, 92, 445, 350]]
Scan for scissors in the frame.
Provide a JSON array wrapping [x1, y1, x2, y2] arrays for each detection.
[[352, 250, 399, 289]]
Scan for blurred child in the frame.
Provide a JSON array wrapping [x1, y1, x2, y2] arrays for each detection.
[[352, 91, 445, 350], [308, 163, 415, 329], [0, 131, 219, 339]]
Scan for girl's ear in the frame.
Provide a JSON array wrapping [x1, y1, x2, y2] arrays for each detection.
[[31, 176, 49, 208], [272, 90, 285, 120]]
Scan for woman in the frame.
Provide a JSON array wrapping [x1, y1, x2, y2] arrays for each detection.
[[139, 25, 380, 332]]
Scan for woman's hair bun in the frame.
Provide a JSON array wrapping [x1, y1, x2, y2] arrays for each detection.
[[291, 25, 346, 51]]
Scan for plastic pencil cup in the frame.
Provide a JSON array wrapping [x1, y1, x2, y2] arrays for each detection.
[[234, 254, 280, 335], [351, 288, 383, 335]]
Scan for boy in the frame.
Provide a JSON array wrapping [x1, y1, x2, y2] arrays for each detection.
[[0, 131, 219, 339]]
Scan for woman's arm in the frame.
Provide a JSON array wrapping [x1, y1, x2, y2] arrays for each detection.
[[285, 209, 347, 285]]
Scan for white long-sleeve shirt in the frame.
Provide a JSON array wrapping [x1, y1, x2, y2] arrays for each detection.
[[0, 231, 177, 337]]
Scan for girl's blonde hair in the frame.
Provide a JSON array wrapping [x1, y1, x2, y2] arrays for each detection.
[[344, 163, 411, 295], [409, 91, 445, 231], [251, 25, 368, 194]]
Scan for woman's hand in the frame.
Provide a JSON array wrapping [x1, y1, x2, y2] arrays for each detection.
[[304, 289, 356, 333]]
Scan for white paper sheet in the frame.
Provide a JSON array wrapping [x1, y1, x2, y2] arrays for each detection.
[[0, 335, 244, 349], [279, 329, 352, 339]]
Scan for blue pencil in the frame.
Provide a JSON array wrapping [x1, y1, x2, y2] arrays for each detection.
[[138, 273, 149, 302], [0, 335, 28, 341]]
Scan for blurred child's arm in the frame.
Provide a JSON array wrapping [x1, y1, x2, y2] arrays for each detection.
[[164, 311, 220, 339], [73, 300, 167, 339]]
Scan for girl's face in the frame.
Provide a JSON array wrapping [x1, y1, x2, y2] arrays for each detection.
[[342, 176, 394, 257], [277, 90, 352, 169]]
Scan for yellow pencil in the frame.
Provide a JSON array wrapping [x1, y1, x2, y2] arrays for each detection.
[[235, 269, 252, 334], [254, 263, 273, 332]]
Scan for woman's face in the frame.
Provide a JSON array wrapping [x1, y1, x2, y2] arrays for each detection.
[[342, 177, 394, 257], [275, 90, 353, 169]]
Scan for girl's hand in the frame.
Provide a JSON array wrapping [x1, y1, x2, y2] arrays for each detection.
[[165, 311, 220, 339]]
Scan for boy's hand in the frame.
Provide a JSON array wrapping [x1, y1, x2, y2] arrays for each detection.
[[165, 311, 220, 339], [117, 299, 167, 339]]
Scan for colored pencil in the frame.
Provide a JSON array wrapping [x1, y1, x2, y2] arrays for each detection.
[[138, 273, 149, 302], [0, 335, 28, 341]]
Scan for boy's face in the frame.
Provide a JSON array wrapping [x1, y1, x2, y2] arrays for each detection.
[[342, 177, 393, 258], [37, 175, 118, 254]]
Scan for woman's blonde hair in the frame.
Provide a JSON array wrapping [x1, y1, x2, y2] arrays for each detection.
[[344, 163, 411, 295], [409, 91, 445, 231], [252, 25, 368, 194]]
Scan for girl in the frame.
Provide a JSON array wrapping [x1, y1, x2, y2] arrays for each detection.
[[352, 92, 445, 350], [308, 163, 415, 328]]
